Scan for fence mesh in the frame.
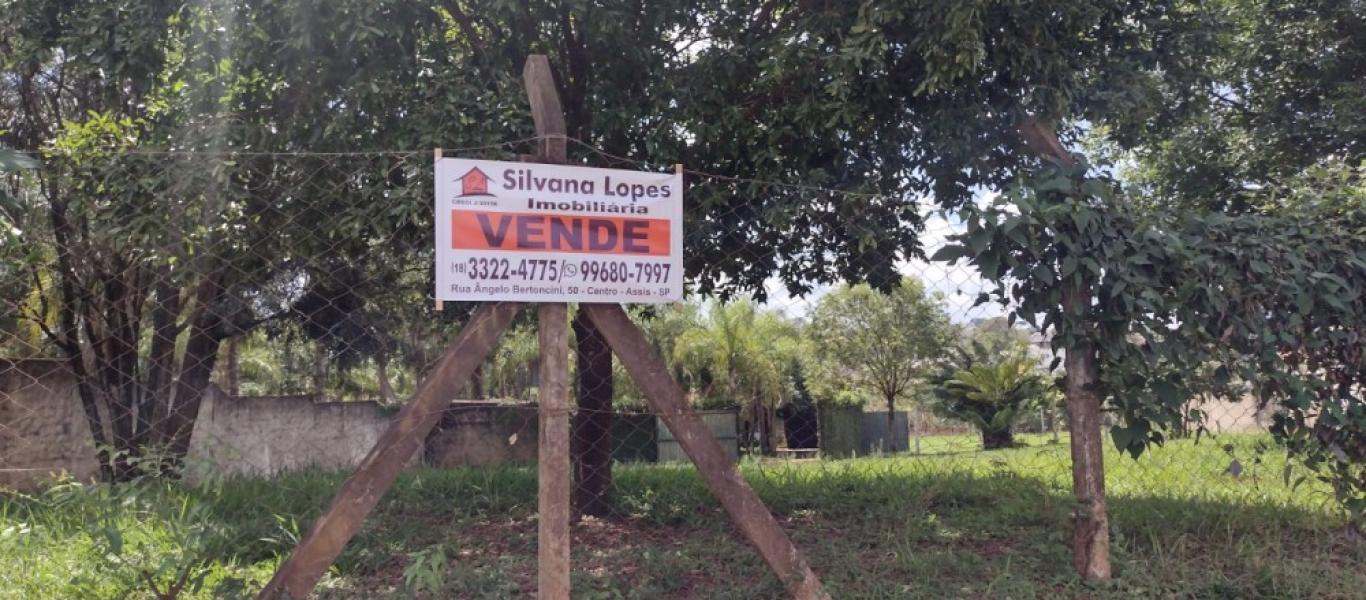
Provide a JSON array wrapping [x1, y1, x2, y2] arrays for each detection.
[[0, 144, 1340, 597]]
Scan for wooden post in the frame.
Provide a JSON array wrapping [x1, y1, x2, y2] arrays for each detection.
[[258, 302, 523, 599], [537, 304, 571, 600], [523, 53, 572, 599], [524, 55, 567, 162], [583, 304, 831, 600], [1019, 116, 1111, 580]]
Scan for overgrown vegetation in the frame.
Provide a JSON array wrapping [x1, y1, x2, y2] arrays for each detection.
[[2, 435, 1358, 599]]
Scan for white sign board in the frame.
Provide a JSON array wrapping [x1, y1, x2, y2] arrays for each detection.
[[435, 158, 683, 303]]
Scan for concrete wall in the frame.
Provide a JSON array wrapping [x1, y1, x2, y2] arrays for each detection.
[[0, 359, 100, 488], [1201, 397, 1270, 433], [186, 389, 395, 478], [1, 360, 545, 488]]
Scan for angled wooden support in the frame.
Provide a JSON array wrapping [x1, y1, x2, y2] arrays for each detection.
[[258, 302, 524, 599], [582, 304, 831, 600]]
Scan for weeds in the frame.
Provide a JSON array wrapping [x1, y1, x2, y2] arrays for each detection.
[[1, 433, 1361, 598]]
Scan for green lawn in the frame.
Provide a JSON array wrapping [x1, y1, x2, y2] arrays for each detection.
[[2, 433, 1361, 599]]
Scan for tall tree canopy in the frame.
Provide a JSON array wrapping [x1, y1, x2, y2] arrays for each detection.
[[1, 0, 1224, 484], [1103, 0, 1364, 206]]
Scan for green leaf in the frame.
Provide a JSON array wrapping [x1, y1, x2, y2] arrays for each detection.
[[929, 244, 971, 263], [1151, 380, 1188, 407], [1032, 265, 1055, 286], [1110, 422, 1149, 459], [967, 228, 992, 255], [1035, 175, 1073, 193]]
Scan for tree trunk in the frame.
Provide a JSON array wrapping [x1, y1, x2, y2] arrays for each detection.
[[470, 362, 484, 399], [757, 394, 774, 454], [1063, 288, 1111, 580], [376, 352, 396, 404], [886, 396, 897, 453], [311, 342, 327, 400], [156, 275, 225, 465], [88, 263, 145, 480], [223, 336, 241, 397], [913, 407, 922, 454], [142, 270, 181, 449], [981, 427, 1015, 450], [1019, 115, 1111, 580], [571, 310, 614, 517]]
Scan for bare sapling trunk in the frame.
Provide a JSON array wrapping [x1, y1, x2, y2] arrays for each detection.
[[886, 395, 897, 453]]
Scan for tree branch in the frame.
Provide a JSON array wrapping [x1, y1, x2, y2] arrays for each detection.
[[438, 0, 486, 59]]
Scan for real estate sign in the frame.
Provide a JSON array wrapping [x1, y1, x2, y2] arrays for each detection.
[[435, 158, 683, 303]]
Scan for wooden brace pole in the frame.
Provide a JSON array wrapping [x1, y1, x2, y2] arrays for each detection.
[[523, 53, 572, 600], [1019, 116, 1111, 579], [582, 304, 831, 600], [258, 302, 524, 599]]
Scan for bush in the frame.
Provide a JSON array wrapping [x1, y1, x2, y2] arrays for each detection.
[[928, 341, 1049, 450]]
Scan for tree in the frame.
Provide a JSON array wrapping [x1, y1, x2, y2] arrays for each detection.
[[672, 300, 801, 454], [1, 0, 1213, 503], [939, 155, 1366, 536], [807, 279, 951, 451], [929, 339, 1049, 450], [0, 0, 567, 478], [1102, 0, 1364, 207]]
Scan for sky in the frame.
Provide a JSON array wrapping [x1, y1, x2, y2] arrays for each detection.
[[759, 202, 1008, 325]]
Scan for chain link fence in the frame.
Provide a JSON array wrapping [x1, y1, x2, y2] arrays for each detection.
[[0, 144, 1341, 596]]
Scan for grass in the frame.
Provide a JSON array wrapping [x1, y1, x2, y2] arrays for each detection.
[[1, 432, 1361, 599]]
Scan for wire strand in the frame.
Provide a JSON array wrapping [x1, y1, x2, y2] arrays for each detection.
[[24, 134, 898, 199], [557, 135, 890, 199]]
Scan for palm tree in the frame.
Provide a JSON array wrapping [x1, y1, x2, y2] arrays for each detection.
[[671, 300, 799, 454]]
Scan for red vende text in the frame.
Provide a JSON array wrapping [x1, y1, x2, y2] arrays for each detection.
[[452, 210, 670, 256]]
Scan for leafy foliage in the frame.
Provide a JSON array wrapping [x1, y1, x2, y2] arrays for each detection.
[[936, 158, 1366, 524], [1105, 0, 1365, 205], [670, 300, 801, 452], [928, 338, 1049, 450], [807, 279, 952, 451]]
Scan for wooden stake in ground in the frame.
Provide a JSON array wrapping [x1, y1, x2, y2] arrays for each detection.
[[257, 302, 523, 599], [522, 53, 573, 600], [536, 303, 571, 600], [1019, 116, 1111, 580], [583, 304, 831, 600]]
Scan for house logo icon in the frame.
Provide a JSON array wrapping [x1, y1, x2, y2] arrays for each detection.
[[457, 167, 493, 197]]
